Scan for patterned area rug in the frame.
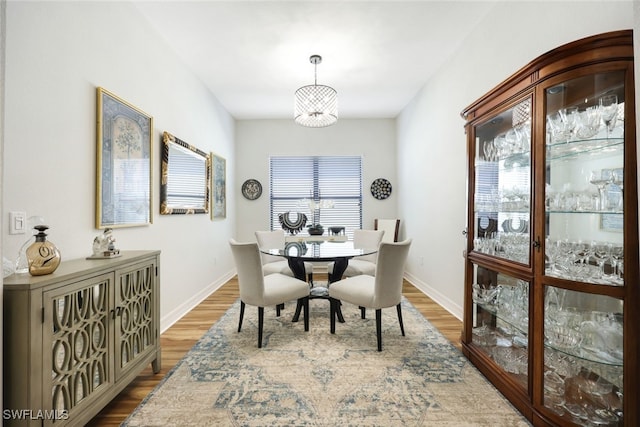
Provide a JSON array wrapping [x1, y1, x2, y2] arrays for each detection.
[[124, 298, 530, 426]]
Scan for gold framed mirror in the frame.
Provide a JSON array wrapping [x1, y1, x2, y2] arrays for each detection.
[[160, 131, 211, 215]]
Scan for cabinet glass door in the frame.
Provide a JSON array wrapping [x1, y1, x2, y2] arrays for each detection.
[[471, 264, 529, 390], [473, 97, 532, 265], [544, 71, 624, 286], [543, 69, 626, 425]]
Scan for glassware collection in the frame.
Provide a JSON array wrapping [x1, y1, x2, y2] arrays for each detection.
[[545, 238, 623, 285]]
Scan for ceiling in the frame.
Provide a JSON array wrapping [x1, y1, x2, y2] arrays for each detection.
[[134, 1, 495, 120]]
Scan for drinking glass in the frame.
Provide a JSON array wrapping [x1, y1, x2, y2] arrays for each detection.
[[547, 111, 569, 143], [483, 139, 495, 162], [612, 168, 623, 211], [589, 169, 613, 211], [599, 94, 618, 137], [560, 106, 579, 140]]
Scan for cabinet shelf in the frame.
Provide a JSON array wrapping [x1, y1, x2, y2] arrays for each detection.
[[547, 137, 623, 163], [473, 302, 528, 339], [546, 209, 623, 215], [545, 341, 623, 367]]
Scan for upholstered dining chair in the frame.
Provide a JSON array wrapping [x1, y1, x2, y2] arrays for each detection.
[[229, 239, 310, 348], [255, 230, 314, 283], [328, 239, 412, 351], [327, 229, 385, 278], [374, 218, 400, 243]]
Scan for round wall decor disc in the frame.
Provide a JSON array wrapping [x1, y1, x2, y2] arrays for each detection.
[[241, 179, 262, 200], [371, 178, 392, 200]]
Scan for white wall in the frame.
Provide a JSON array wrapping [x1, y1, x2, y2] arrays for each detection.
[[397, 1, 634, 319], [235, 119, 397, 242], [3, 1, 236, 331]]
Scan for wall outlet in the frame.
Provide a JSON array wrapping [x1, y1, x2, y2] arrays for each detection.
[[9, 211, 27, 235]]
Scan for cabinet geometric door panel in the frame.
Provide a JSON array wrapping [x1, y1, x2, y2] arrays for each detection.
[[43, 273, 114, 425], [115, 260, 158, 381]]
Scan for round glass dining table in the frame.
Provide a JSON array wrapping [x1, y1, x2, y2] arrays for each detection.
[[259, 240, 378, 322]]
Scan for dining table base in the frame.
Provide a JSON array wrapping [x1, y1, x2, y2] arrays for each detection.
[[288, 257, 349, 324], [292, 284, 346, 323]]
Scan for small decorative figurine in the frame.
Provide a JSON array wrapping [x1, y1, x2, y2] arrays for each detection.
[[92, 228, 120, 257], [26, 225, 61, 276]]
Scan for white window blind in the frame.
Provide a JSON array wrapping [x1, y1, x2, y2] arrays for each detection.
[[166, 144, 208, 207], [270, 156, 362, 238]]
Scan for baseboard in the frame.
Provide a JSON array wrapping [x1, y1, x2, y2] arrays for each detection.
[[160, 268, 236, 333], [403, 272, 463, 321]]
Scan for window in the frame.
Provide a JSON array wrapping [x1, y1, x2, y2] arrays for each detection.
[[270, 156, 362, 238]]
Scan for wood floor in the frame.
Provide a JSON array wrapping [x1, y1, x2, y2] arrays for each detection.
[[87, 276, 463, 426]]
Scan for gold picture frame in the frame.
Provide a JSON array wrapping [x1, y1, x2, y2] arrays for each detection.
[[96, 87, 153, 228], [211, 153, 226, 219]]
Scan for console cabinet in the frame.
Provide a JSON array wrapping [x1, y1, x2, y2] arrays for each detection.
[[3, 250, 161, 426], [461, 31, 637, 426]]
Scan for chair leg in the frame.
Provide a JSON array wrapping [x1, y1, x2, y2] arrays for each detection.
[[292, 299, 303, 322], [276, 302, 286, 317], [359, 306, 366, 319], [308, 272, 313, 284], [376, 309, 382, 351], [303, 296, 310, 331], [258, 306, 264, 348], [238, 301, 245, 332], [330, 298, 337, 334], [396, 303, 405, 336]]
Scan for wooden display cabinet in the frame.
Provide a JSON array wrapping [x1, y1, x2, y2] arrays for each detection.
[[461, 31, 637, 426]]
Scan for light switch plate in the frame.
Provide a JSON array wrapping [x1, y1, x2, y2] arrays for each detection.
[[9, 211, 27, 234]]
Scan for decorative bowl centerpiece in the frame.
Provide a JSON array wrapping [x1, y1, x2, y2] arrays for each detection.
[[307, 224, 324, 236]]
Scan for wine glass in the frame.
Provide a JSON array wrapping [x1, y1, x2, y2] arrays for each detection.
[[590, 169, 613, 211], [591, 241, 611, 281], [599, 94, 618, 138], [609, 245, 624, 285], [571, 240, 591, 279]]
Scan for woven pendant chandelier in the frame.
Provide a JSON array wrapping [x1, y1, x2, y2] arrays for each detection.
[[294, 55, 338, 128]]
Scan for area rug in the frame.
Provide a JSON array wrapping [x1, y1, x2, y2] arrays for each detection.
[[123, 298, 530, 426]]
